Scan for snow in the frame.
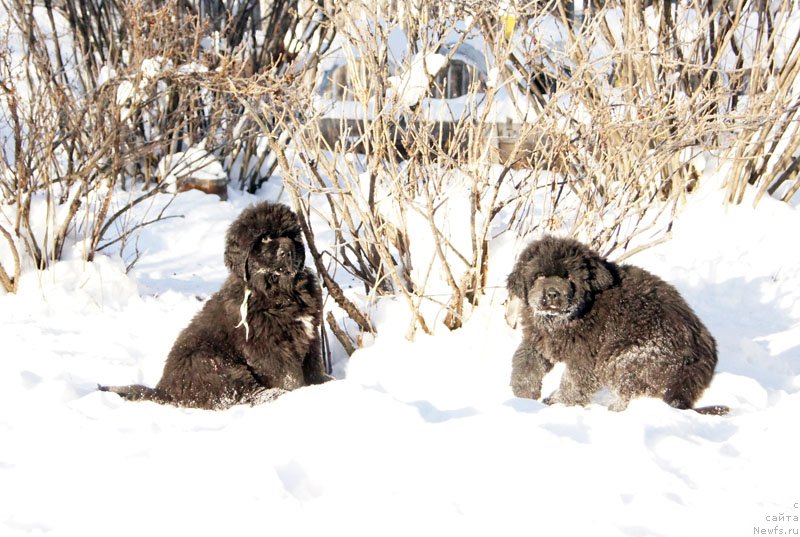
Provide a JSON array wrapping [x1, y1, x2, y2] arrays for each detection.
[[156, 145, 227, 189], [2, 3, 800, 533], [388, 52, 447, 107], [2, 170, 800, 536]]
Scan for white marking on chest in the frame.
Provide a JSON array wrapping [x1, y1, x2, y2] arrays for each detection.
[[297, 314, 315, 338], [235, 287, 253, 341]]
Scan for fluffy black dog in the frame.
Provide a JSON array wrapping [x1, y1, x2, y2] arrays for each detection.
[[100, 201, 328, 409], [507, 236, 727, 415]]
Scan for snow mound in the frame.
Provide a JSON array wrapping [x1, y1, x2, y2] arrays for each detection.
[[1, 177, 799, 536]]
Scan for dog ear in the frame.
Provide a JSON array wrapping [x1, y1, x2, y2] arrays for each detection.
[[292, 235, 306, 268], [224, 222, 251, 280], [555, 236, 616, 293], [507, 240, 541, 301], [506, 265, 528, 301], [586, 254, 616, 292]]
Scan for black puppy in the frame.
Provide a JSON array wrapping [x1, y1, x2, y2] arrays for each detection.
[[100, 201, 328, 409], [507, 236, 727, 415]]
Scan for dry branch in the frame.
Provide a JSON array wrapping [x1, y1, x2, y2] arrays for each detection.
[[0, 224, 21, 293], [326, 311, 356, 356]]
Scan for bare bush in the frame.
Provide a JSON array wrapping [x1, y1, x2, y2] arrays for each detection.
[[242, 0, 800, 347], [0, 0, 330, 287], [243, 1, 676, 342], [0, 223, 20, 293], [2, 0, 796, 348], [713, 1, 800, 204]]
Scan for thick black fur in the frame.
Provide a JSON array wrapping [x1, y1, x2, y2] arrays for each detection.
[[100, 201, 328, 410], [507, 236, 727, 415]]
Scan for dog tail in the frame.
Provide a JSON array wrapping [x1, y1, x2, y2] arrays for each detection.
[[692, 405, 730, 416], [98, 384, 169, 404], [668, 397, 730, 416]]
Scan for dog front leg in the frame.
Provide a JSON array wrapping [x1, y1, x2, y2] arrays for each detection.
[[510, 343, 552, 400], [245, 348, 305, 392], [544, 365, 599, 407], [272, 361, 305, 391]]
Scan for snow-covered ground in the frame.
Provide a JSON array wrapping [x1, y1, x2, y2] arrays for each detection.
[[2, 172, 799, 537]]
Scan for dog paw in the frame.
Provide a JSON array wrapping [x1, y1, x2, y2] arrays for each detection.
[[542, 389, 564, 405], [511, 382, 541, 401], [248, 388, 288, 406]]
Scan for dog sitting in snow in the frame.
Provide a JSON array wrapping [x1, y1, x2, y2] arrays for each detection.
[[100, 201, 329, 409]]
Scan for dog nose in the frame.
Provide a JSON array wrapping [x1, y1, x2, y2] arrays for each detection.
[[545, 287, 560, 302]]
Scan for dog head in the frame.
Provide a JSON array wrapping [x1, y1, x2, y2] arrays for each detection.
[[224, 201, 306, 290], [247, 236, 303, 292], [507, 236, 616, 324]]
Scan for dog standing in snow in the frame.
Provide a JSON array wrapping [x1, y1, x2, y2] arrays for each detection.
[[100, 201, 328, 409], [506, 236, 728, 415]]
